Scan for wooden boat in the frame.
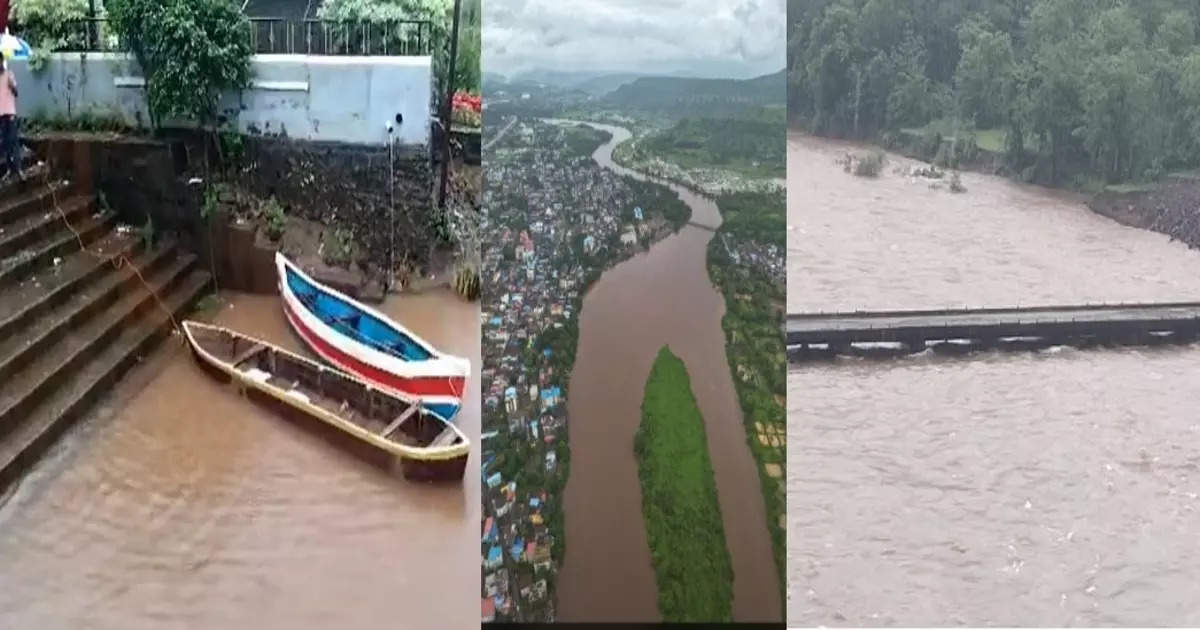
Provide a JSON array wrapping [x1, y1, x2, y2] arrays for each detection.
[[182, 320, 470, 482], [275, 252, 470, 421]]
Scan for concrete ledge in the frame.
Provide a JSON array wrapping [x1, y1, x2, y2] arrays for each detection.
[[250, 80, 309, 92]]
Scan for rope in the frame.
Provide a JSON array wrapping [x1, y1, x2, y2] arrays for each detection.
[[36, 136, 184, 343]]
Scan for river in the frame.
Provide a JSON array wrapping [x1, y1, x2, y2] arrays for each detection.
[[788, 132, 1200, 626], [0, 290, 480, 629], [555, 123, 780, 622]]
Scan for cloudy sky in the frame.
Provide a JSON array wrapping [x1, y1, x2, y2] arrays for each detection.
[[483, 0, 785, 80]]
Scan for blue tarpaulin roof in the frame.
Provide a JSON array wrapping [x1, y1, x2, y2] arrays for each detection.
[[487, 546, 502, 563]]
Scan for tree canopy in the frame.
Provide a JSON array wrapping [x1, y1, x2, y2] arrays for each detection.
[[789, 0, 1200, 184]]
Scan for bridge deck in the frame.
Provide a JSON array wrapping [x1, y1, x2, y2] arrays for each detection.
[[686, 220, 718, 232], [786, 302, 1200, 346]]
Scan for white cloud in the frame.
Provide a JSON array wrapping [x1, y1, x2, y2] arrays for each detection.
[[484, 0, 785, 79]]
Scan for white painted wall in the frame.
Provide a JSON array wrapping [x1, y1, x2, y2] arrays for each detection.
[[10, 52, 431, 146]]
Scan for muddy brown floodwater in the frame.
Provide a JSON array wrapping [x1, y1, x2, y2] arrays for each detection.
[[0, 290, 480, 630], [788, 132, 1200, 626], [556, 123, 780, 622]]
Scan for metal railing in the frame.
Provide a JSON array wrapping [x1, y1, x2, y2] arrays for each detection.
[[49, 18, 433, 57], [247, 18, 432, 56]]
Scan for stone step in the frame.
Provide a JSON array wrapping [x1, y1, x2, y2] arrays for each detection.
[[0, 176, 65, 227], [0, 161, 50, 200], [0, 249, 198, 440], [0, 209, 114, 285], [0, 239, 177, 383], [0, 230, 139, 340], [0, 269, 211, 491], [0, 194, 94, 260]]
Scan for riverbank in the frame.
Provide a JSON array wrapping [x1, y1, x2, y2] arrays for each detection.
[[1087, 176, 1200, 252], [707, 232, 786, 610], [635, 346, 734, 622]]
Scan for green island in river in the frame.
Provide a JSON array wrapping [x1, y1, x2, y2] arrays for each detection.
[[634, 346, 735, 622]]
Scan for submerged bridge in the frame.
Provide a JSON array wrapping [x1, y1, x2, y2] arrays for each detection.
[[786, 302, 1200, 360], [686, 221, 718, 232]]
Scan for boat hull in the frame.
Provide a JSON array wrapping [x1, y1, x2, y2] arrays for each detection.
[[280, 296, 465, 420], [182, 322, 469, 482], [275, 253, 469, 420], [400, 454, 470, 483]]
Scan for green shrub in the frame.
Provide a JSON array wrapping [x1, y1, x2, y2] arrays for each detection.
[[323, 227, 356, 267], [920, 129, 943, 160], [949, 171, 966, 193], [853, 151, 886, 177], [261, 197, 285, 241], [12, 0, 90, 58], [107, 0, 252, 129]]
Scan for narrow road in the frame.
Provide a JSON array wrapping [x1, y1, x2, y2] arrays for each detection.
[[483, 116, 517, 152]]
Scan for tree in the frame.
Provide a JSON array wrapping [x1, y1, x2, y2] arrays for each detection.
[[954, 21, 1015, 128], [107, 0, 251, 130], [12, 0, 90, 54]]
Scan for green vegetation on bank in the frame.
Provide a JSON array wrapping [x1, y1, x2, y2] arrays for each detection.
[[707, 193, 787, 616], [563, 124, 613, 157], [636, 117, 786, 179], [719, 191, 787, 246], [108, 0, 252, 129], [789, 0, 1200, 187], [634, 346, 734, 623]]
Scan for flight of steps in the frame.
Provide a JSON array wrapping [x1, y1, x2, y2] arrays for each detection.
[[0, 157, 211, 491]]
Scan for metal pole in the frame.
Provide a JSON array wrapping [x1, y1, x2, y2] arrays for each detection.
[[390, 135, 395, 293], [438, 0, 462, 209], [88, 0, 97, 50]]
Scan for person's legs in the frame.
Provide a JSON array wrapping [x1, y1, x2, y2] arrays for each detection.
[[0, 116, 11, 180], [6, 116, 20, 178]]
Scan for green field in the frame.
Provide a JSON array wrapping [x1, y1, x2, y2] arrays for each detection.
[[634, 347, 734, 622], [900, 122, 1009, 153], [637, 117, 785, 179]]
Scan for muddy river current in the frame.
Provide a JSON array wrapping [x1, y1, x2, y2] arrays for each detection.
[[788, 132, 1200, 625], [555, 123, 780, 622], [0, 291, 480, 629]]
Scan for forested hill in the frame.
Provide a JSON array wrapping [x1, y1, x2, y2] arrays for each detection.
[[789, 0, 1200, 185], [604, 70, 786, 118]]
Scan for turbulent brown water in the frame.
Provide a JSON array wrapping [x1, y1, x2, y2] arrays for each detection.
[[0, 291, 480, 629], [788, 132, 1200, 626], [556, 123, 780, 622]]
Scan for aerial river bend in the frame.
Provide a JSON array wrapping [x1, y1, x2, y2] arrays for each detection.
[[788, 132, 1200, 626], [556, 122, 780, 622]]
